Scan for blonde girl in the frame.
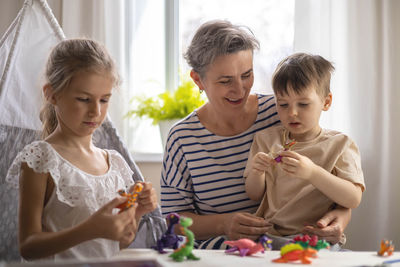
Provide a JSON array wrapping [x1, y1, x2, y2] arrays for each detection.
[[6, 39, 157, 260]]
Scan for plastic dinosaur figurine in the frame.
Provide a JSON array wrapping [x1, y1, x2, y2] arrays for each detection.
[[272, 243, 317, 264], [378, 239, 394, 256], [224, 235, 272, 257], [153, 213, 183, 254], [116, 183, 143, 213], [169, 217, 200, 262], [292, 234, 330, 251], [274, 139, 296, 162]]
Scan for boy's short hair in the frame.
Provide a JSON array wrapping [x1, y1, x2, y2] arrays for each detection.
[[272, 53, 334, 97]]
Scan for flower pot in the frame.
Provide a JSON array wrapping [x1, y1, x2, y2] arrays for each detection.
[[158, 119, 180, 149]]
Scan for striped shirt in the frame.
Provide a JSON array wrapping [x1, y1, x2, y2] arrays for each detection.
[[161, 94, 280, 216]]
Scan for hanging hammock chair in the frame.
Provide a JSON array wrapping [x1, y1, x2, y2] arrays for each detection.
[[0, 0, 166, 261]]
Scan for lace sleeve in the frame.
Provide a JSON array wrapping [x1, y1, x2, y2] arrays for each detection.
[[6, 141, 57, 189], [109, 150, 135, 187]]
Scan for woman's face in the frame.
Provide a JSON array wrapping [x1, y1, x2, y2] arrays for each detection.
[[192, 49, 254, 115]]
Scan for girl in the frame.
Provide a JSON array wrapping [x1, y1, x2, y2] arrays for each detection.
[[6, 39, 157, 260]]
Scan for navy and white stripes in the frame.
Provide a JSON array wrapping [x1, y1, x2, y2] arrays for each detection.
[[161, 94, 279, 216]]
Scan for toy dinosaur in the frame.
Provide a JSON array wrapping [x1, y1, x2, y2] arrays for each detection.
[[153, 213, 183, 254], [272, 243, 317, 264], [378, 239, 394, 256], [169, 217, 200, 262], [224, 235, 272, 257], [292, 234, 330, 251], [274, 139, 296, 162], [116, 183, 143, 212]]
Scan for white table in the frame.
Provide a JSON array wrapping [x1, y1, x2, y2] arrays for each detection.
[[2, 249, 399, 267], [115, 248, 400, 267]]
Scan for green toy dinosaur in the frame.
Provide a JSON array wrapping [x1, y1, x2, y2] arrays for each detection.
[[169, 217, 200, 262]]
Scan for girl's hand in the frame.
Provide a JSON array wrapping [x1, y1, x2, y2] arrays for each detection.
[[223, 212, 271, 241], [278, 150, 316, 180], [119, 208, 138, 248], [252, 152, 276, 173], [85, 197, 137, 241], [133, 182, 158, 219]]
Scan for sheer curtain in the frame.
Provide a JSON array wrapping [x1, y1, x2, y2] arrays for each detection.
[[295, 0, 400, 250], [60, 0, 129, 140]]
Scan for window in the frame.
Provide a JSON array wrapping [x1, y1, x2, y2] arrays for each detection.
[[126, 0, 294, 159]]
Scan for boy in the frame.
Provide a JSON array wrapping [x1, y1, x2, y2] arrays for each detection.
[[244, 53, 365, 249]]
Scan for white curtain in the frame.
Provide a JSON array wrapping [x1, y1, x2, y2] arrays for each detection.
[[295, 0, 400, 251], [60, 0, 129, 141]]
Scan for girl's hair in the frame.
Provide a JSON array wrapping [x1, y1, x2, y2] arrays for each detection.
[[184, 20, 259, 78], [272, 53, 334, 97], [40, 38, 120, 138]]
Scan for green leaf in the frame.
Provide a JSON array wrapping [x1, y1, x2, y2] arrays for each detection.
[[125, 73, 206, 124]]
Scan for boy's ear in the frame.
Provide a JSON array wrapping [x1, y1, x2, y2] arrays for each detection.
[[190, 70, 204, 91], [43, 84, 56, 105], [322, 93, 332, 111]]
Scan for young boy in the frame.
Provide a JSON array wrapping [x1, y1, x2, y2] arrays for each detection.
[[244, 53, 365, 249]]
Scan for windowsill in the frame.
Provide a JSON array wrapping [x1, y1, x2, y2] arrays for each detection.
[[131, 152, 163, 163]]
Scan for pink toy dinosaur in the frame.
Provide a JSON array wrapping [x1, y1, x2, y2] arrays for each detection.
[[224, 235, 272, 257]]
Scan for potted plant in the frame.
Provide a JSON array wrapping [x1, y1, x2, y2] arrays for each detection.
[[125, 74, 206, 147]]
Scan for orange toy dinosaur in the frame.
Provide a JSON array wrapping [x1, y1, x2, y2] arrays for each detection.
[[116, 183, 144, 212], [272, 244, 317, 264], [378, 239, 394, 256]]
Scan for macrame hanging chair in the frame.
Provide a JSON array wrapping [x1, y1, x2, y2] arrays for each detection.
[[0, 0, 166, 261]]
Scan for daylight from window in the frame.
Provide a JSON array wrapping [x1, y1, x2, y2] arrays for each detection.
[[127, 0, 294, 155]]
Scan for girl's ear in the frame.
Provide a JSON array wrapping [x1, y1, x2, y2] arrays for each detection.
[[190, 70, 204, 91], [43, 84, 56, 105], [322, 93, 332, 111]]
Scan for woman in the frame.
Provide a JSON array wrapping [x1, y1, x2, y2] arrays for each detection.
[[161, 20, 349, 249]]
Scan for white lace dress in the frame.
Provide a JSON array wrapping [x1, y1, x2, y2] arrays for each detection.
[[6, 141, 135, 260]]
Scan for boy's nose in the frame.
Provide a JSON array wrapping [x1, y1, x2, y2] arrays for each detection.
[[288, 106, 298, 117]]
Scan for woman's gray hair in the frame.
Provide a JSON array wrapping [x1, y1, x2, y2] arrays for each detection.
[[184, 20, 260, 78]]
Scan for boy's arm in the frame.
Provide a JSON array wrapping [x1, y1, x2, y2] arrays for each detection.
[[279, 150, 362, 209], [245, 168, 266, 201], [309, 165, 362, 209], [245, 152, 276, 201]]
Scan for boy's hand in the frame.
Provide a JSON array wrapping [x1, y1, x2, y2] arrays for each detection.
[[252, 152, 276, 173], [133, 182, 158, 219], [278, 150, 316, 180]]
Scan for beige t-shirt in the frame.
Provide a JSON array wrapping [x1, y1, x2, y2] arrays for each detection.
[[244, 125, 365, 236]]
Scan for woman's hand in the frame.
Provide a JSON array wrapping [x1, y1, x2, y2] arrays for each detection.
[[134, 182, 158, 219], [223, 212, 271, 241], [302, 206, 351, 244]]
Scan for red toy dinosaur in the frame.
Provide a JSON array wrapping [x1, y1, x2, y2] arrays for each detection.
[[272, 243, 317, 264]]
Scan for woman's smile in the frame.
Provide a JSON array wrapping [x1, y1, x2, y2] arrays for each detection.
[[225, 97, 244, 105]]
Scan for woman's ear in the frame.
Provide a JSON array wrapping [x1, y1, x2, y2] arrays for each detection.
[[43, 84, 56, 104], [190, 70, 204, 91], [322, 93, 332, 111]]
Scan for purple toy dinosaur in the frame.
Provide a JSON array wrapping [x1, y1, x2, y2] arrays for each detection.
[[153, 213, 183, 254]]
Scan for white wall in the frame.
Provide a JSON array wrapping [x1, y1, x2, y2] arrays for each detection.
[[136, 162, 162, 203]]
